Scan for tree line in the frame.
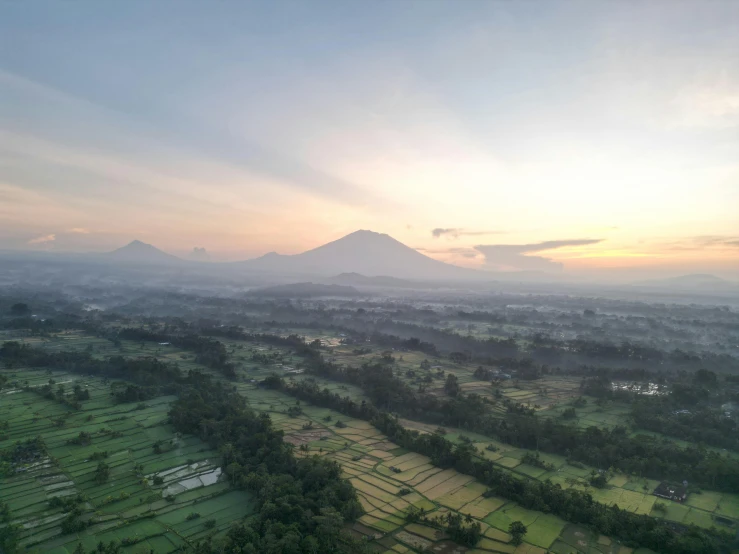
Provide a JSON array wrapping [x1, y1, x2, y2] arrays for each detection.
[[116, 328, 237, 379]]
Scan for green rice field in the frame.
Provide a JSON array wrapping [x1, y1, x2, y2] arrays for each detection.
[[2, 328, 734, 553], [236, 382, 645, 554], [0, 366, 254, 553]]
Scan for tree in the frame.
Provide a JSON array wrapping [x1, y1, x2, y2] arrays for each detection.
[[313, 508, 344, 551], [10, 303, 30, 316], [693, 369, 717, 387], [449, 351, 469, 364], [91, 542, 122, 554], [444, 373, 460, 397], [589, 470, 608, 488], [94, 461, 110, 484], [509, 521, 527, 546]]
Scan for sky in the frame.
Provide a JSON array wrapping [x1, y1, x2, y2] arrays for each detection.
[[1, 0, 738, 279]]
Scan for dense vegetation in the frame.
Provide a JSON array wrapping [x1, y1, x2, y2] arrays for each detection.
[[169, 383, 365, 553]]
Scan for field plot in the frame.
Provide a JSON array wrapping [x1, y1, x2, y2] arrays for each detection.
[[0, 367, 254, 553], [395, 414, 738, 533], [237, 382, 629, 554], [538, 396, 631, 429]]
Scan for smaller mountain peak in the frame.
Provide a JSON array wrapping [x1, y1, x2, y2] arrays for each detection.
[[106, 239, 180, 263]]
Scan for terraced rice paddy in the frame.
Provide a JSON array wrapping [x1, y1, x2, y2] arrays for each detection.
[[0, 367, 254, 553], [237, 383, 641, 554], [397, 418, 739, 534]]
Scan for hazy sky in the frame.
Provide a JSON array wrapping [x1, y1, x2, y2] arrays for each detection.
[[1, 1, 738, 277]]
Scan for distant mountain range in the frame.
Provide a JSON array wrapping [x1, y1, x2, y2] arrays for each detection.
[[248, 282, 363, 298], [97, 231, 487, 281], [235, 230, 486, 280], [633, 273, 739, 291], [87, 234, 739, 291]]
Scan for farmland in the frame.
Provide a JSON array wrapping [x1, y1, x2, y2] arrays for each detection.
[[0, 365, 254, 553], [6, 329, 738, 552], [237, 383, 638, 554], [0, 334, 646, 554], [2, 287, 739, 554]]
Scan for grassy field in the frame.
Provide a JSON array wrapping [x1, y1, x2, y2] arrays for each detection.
[[0, 366, 254, 554]]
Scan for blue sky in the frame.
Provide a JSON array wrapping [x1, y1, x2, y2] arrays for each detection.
[[1, 0, 738, 277]]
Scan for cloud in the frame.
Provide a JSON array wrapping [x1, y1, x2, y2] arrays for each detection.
[[664, 236, 739, 250], [432, 228, 503, 239], [696, 236, 739, 248], [514, 239, 604, 253], [669, 86, 739, 129], [190, 246, 210, 261], [28, 233, 56, 245], [432, 228, 459, 238], [68, 227, 90, 234], [1, 69, 394, 212], [416, 246, 481, 259], [475, 239, 603, 272]]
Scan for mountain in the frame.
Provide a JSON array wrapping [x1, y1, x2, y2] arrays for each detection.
[[327, 272, 420, 288], [633, 274, 739, 292], [237, 230, 487, 281], [248, 282, 364, 298], [104, 240, 182, 265]]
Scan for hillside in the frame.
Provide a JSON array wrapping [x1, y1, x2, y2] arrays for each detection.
[[247, 282, 364, 298], [327, 272, 419, 288]]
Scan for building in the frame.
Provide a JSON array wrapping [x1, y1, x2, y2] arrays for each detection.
[[653, 482, 688, 502]]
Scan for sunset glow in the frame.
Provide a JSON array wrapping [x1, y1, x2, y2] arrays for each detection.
[[1, 1, 737, 279]]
